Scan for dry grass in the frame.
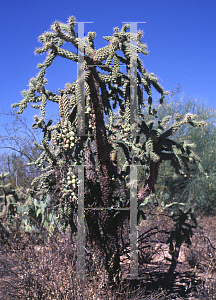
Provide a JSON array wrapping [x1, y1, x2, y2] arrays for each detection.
[[0, 213, 216, 299]]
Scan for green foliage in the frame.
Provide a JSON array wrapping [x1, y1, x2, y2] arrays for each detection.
[[148, 92, 216, 213], [20, 194, 64, 236], [0, 171, 65, 240]]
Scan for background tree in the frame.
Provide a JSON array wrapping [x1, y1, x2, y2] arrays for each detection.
[[10, 16, 207, 285], [0, 111, 43, 190], [146, 91, 216, 213]]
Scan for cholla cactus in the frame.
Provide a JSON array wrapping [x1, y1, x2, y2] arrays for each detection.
[[0, 172, 14, 222], [11, 16, 206, 285], [0, 172, 24, 240]]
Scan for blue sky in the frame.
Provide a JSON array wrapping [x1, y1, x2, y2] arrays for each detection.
[[0, 0, 216, 153]]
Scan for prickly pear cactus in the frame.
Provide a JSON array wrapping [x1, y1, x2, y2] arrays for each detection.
[[0, 172, 63, 242]]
